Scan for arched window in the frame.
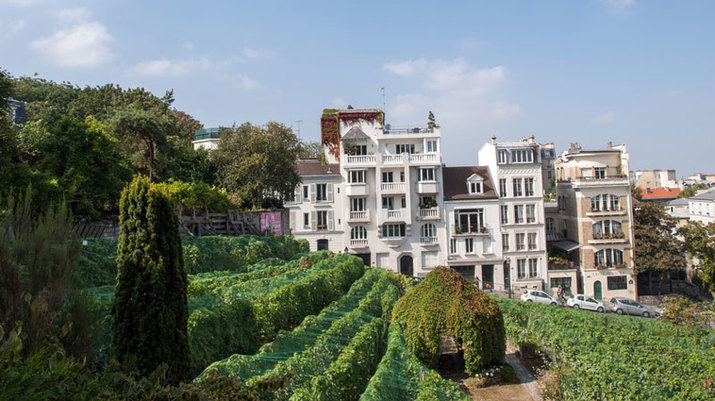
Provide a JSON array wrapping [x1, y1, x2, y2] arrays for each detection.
[[592, 220, 624, 239], [591, 194, 621, 211], [351, 225, 367, 240], [594, 249, 624, 268], [421, 223, 436, 239]]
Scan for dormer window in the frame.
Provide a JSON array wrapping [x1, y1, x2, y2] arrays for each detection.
[[466, 174, 484, 194]]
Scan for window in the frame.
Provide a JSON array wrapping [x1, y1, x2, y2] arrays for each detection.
[[516, 233, 526, 250], [592, 220, 623, 239], [455, 209, 484, 233], [594, 167, 606, 179], [382, 196, 394, 210], [395, 144, 415, 154], [351, 198, 365, 211], [427, 139, 438, 153], [607, 276, 627, 290], [419, 168, 435, 181], [348, 170, 366, 183], [316, 211, 328, 230], [511, 149, 534, 163], [528, 233, 537, 250], [498, 150, 509, 164], [465, 238, 474, 254], [303, 213, 309, 228], [400, 196, 406, 208], [514, 205, 524, 224], [594, 249, 624, 268], [512, 178, 523, 197], [526, 205, 536, 223], [517, 259, 526, 279], [499, 179, 507, 197], [591, 194, 620, 211], [502, 233, 510, 251], [450, 238, 457, 254], [302, 185, 309, 202], [581, 168, 593, 179], [382, 171, 394, 183], [610, 195, 620, 211], [550, 277, 572, 289], [351, 226, 367, 240], [529, 259, 538, 278], [316, 184, 327, 201], [355, 145, 367, 155], [525, 178, 534, 196], [500, 205, 509, 224], [469, 182, 482, 194], [546, 217, 555, 232], [421, 224, 436, 239], [382, 223, 406, 238]]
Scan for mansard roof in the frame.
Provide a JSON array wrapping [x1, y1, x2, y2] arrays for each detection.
[[443, 166, 498, 201], [296, 159, 340, 176]]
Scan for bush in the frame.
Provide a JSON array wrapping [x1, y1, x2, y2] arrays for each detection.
[[392, 266, 505, 374], [498, 298, 715, 400]]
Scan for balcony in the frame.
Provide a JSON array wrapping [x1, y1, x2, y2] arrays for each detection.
[[409, 153, 440, 165], [588, 233, 628, 245], [381, 182, 406, 194], [383, 154, 404, 164], [345, 183, 369, 197], [348, 210, 370, 223], [343, 154, 376, 166], [349, 239, 369, 248], [453, 225, 489, 236], [420, 236, 439, 246], [379, 209, 404, 222], [417, 207, 440, 220], [416, 181, 439, 194], [586, 208, 627, 217]]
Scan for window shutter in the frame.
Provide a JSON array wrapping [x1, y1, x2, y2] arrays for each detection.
[[294, 186, 302, 203], [310, 184, 316, 203], [310, 211, 316, 230], [327, 210, 334, 231], [289, 211, 295, 231], [327, 183, 334, 202]]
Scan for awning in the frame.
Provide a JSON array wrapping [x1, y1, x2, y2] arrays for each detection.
[[546, 232, 564, 242], [552, 240, 581, 252]]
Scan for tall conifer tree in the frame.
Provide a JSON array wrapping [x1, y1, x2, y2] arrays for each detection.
[[112, 175, 190, 383]]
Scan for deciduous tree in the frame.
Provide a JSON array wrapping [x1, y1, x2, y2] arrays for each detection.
[[633, 201, 685, 275], [679, 221, 715, 297]]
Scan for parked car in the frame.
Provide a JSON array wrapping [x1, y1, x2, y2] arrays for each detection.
[[610, 297, 652, 317], [521, 289, 559, 305], [567, 294, 605, 312]]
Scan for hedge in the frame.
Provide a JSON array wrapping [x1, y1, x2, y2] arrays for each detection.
[[359, 323, 469, 401], [188, 254, 364, 375], [392, 266, 505, 374], [498, 299, 715, 400]]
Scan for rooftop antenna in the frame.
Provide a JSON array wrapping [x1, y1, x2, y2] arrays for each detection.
[[379, 86, 386, 114], [295, 119, 302, 142]]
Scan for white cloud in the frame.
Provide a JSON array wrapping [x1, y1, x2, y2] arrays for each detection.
[[593, 111, 615, 124], [384, 58, 520, 131], [30, 21, 114, 68], [57, 8, 92, 22], [382, 58, 426, 76], [215, 73, 259, 90], [600, 0, 635, 8], [331, 97, 348, 108], [240, 48, 275, 60], [8, 19, 26, 34], [2, 0, 40, 6], [126, 57, 211, 77], [182, 41, 194, 50]]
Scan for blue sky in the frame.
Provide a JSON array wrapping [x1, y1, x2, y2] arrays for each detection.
[[1, 0, 713, 177]]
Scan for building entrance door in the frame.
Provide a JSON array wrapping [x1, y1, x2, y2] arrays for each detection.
[[481, 265, 494, 291], [594, 281, 602, 300], [399, 254, 413, 277]]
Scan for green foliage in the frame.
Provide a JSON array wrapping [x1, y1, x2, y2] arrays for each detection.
[[678, 184, 707, 199], [112, 175, 190, 383], [633, 201, 685, 274], [297, 140, 323, 159], [392, 266, 505, 374], [427, 111, 437, 130], [359, 323, 469, 401], [659, 296, 715, 328], [213, 122, 301, 208], [498, 298, 715, 400], [680, 221, 715, 297], [155, 179, 233, 213]]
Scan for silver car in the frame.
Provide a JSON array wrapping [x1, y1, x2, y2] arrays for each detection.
[[567, 294, 605, 313], [610, 297, 652, 317], [521, 289, 559, 306]]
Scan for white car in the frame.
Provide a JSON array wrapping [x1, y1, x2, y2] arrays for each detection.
[[567, 294, 605, 313], [520, 289, 559, 305]]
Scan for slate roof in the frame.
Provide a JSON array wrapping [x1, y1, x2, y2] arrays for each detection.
[[342, 127, 370, 141], [296, 159, 340, 176], [442, 166, 498, 201], [691, 189, 715, 201]]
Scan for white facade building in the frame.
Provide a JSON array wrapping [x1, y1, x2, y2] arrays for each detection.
[[688, 189, 715, 224]]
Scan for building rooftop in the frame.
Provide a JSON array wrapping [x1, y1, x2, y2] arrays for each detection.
[[342, 127, 370, 141], [691, 189, 715, 201], [296, 159, 340, 176], [442, 166, 498, 201], [668, 198, 689, 206], [641, 187, 681, 201]]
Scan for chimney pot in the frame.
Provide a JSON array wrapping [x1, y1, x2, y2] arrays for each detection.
[[491, 136, 497, 145], [529, 134, 535, 144]]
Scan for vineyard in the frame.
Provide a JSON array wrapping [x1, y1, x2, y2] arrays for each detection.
[[80, 235, 468, 400]]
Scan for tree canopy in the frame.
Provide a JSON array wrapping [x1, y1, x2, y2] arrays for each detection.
[[633, 201, 686, 274], [679, 221, 715, 297]]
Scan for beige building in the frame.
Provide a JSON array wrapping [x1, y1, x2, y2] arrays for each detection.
[[633, 169, 677, 190], [553, 143, 636, 301]]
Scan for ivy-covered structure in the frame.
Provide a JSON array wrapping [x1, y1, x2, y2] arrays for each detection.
[[392, 266, 505, 374]]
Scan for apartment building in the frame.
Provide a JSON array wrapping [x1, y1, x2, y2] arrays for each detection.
[[688, 189, 715, 224], [553, 143, 636, 301], [633, 169, 677, 190], [540, 142, 556, 196]]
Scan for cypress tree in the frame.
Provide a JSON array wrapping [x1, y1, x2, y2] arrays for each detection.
[[112, 175, 190, 383]]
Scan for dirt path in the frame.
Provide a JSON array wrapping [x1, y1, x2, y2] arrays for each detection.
[[459, 349, 541, 401]]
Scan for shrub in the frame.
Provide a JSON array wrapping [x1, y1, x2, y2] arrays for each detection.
[[112, 175, 190, 383], [392, 266, 505, 374]]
